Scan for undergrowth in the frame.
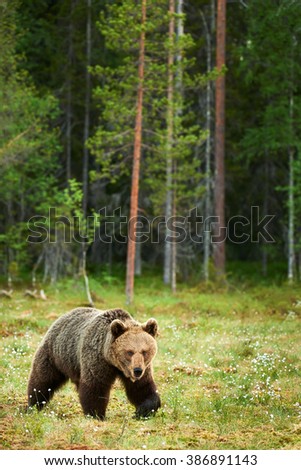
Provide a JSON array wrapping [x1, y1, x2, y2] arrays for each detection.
[[0, 275, 300, 449]]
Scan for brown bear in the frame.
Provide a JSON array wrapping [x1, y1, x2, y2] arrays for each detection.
[[27, 307, 161, 419]]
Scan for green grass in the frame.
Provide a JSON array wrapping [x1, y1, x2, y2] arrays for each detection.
[[0, 275, 301, 449]]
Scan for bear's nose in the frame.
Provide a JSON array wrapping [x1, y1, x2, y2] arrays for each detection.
[[134, 367, 143, 378]]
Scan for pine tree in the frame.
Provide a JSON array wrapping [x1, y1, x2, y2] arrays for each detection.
[[90, 1, 204, 294], [125, 0, 147, 304], [0, 0, 61, 276], [163, 0, 175, 286], [213, 0, 226, 278], [239, 0, 301, 282]]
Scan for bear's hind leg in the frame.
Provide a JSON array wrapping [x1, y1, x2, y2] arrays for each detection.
[[27, 350, 67, 410]]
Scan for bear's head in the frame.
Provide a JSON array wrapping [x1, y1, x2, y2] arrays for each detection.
[[108, 318, 158, 382]]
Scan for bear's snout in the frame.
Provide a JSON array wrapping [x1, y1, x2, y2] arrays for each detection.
[[133, 367, 143, 378]]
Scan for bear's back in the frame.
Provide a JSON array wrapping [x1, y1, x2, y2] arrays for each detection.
[[47, 307, 132, 332], [97, 308, 133, 325], [38, 308, 134, 378], [46, 307, 132, 336], [44, 307, 134, 350]]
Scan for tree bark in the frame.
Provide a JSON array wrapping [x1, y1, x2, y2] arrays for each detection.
[[66, 0, 75, 183], [170, 0, 184, 294], [200, 6, 212, 282], [262, 153, 269, 277], [125, 0, 147, 304], [82, 0, 92, 218], [82, 246, 94, 306], [66, 82, 72, 182], [288, 145, 295, 283], [213, 0, 226, 277], [288, 93, 295, 283], [164, 0, 175, 286], [288, 38, 295, 283], [135, 238, 142, 276]]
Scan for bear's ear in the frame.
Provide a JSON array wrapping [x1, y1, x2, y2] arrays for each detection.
[[143, 318, 158, 337], [111, 319, 127, 339]]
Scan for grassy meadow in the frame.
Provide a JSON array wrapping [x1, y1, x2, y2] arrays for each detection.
[[0, 271, 301, 450]]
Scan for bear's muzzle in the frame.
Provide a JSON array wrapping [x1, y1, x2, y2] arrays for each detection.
[[133, 367, 143, 378]]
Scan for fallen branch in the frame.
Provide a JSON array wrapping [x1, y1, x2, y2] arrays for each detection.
[[24, 289, 38, 299], [0, 289, 13, 298], [24, 289, 48, 300]]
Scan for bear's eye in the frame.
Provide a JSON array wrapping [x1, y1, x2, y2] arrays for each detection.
[[126, 350, 134, 358], [142, 350, 148, 358]]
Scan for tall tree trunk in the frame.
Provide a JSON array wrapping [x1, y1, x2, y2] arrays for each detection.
[[125, 0, 147, 304], [213, 0, 226, 277], [66, 0, 75, 183], [163, 0, 175, 286], [288, 93, 295, 283], [262, 153, 269, 277], [170, 0, 184, 294], [66, 81, 72, 182], [171, 164, 177, 293], [135, 238, 142, 276], [81, 0, 93, 304], [211, 0, 215, 34], [82, 0, 92, 218], [298, 246, 301, 282], [288, 145, 294, 283], [200, 6, 212, 282], [288, 35, 295, 282], [82, 247, 94, 306]]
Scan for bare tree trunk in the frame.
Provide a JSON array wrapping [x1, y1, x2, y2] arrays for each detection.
[[7, 198, 14, 278], [32, 251, 44, 287], [80, 0, 93, 303], [164, 0, 175, 286], [82, 0, 92, 218], [82, 246, 94, 306], [288, 146, 295, 283], [108, 239, 112, 275], [200, 7, 212, 282], [211, 0, 215, 34], [66, 83, 72, 182], [288, 92, 295, 283], [288, 38, 296, 283], [135, 239, 142, 276], [213, 0, 226, 277], [262, 152, 269, 276], [171, 162, 177, 293], [170, 0, 184, 294], [66, 0, 74, 182], [125, 0, 147, 304]]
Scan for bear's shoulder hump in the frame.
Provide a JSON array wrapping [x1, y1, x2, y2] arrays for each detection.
[[100, 308, 133, 324]]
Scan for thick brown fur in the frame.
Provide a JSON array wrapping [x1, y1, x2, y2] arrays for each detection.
[[27, 308, 161, 419]]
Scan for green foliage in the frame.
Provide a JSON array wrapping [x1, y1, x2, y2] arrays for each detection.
[[0, 1, 62, 275], [2, 0, 301, 280], [239, 0, 301, 155], [89, 0, 206, 217], [56, 179, 100, 244]]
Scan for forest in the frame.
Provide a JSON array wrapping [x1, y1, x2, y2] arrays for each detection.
[[1, 0, 301, 299], [1, 0, 301, 453]]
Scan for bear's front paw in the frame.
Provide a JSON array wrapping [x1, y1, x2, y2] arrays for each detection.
[[135, 394, 161, 418]]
